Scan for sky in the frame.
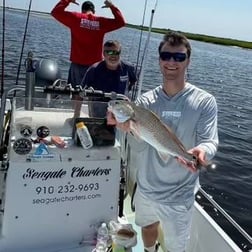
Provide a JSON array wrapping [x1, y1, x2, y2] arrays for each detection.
[[3, 0, 252, 42]]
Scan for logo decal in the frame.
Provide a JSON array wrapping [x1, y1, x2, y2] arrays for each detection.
[[13, 138, 32, 155], [20, 125, 33, 137], [28, 143, 55, 161], [34, 143, 49, 155]]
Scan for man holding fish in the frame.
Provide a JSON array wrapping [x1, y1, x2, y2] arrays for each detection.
[[107, 31, 219, 252]]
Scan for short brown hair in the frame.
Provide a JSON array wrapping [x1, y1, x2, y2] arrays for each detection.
[[158, 31, 191, 58], [103, 40, 121, 49], [82, 1, 95, 14]]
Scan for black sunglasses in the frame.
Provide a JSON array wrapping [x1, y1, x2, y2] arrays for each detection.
[[159, 52, 187, 62], [104, 50, 121, 56]]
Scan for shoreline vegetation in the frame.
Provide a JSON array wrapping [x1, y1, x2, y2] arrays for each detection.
[[126, 24, 252, 50], [2, 6, 252, 49]]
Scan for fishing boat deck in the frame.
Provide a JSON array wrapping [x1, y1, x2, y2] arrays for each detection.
[[0, 93, 249, 252], [123, 196, 145, 252], [123, 194, 245, 252]]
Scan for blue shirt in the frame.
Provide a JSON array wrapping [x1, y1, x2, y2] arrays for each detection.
[[81, 60, 137, 94]]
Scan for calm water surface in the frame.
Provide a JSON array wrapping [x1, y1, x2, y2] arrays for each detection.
[[1, 10, 252, 238]]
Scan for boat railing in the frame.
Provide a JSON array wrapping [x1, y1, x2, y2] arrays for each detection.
[[197, 187, 252, 250], [0, 84, 129, 148]]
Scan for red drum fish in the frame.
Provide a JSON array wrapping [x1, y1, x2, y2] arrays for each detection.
[[108, 100, 200, 171]]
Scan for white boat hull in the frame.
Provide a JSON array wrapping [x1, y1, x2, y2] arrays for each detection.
[[0, 94, 248, 252], [187, 201, 242, 252], [124, 132, 244, 252]]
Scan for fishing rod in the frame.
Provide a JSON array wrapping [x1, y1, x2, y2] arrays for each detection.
[[1, 0, 6, 96], [130, 0, 148, 101], [131, 0, 159, 100], [134, 0, 148, 76], [15, 0, 33, 87]]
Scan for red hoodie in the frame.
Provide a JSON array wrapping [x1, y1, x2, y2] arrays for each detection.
[[51, 0, 125, 65]]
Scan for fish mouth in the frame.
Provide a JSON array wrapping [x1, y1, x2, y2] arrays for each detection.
[[107, 103, 113, 111], [108, 100, 122, 107], [107, 100, 118, 111], [107, 101, 132, 123]]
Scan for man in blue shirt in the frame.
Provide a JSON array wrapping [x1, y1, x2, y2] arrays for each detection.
[[82, 40, 137, 117], [82, 40, 137, 93]]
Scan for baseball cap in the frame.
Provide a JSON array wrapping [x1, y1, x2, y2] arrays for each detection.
[[82, 1, 95, 13]]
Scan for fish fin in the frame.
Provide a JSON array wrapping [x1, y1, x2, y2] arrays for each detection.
[[128, 121, 142, 141], [157, 151, 170, 163], [163, 124, 188, 153]]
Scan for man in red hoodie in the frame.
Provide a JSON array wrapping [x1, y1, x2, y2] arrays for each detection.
[[51, 0, 125, 89]]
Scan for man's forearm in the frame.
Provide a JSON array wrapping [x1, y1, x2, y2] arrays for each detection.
[[110, 5, 126, 26], [51, 0, 70, 18]]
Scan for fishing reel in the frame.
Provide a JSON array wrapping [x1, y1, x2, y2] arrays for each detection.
[[34, 58, 61, 87], [24, 51, 62, 87]]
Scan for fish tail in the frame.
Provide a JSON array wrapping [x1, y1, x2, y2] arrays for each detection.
[[176, 155, 200, 172]]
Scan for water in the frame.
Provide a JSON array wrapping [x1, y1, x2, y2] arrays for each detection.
[[1, 9, 252, 238]]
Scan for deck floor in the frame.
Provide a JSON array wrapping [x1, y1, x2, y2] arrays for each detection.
[[123, 195, 167, 252], [123, 195, 144, 252]]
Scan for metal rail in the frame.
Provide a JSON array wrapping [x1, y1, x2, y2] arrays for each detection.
[[198, 187, 252, 244]]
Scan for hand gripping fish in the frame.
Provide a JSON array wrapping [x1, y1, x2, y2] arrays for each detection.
[[108, 100, 200, 171]]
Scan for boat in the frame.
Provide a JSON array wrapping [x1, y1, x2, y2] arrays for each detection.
[[0, 56, 131, 252], [0, 4, 251, 252], [0, 51, 251, 252]]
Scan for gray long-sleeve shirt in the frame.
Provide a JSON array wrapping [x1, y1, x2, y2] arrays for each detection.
[[131, 83, 218, 207]]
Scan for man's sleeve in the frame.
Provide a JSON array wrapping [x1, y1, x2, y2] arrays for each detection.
[[51, 0, 76, 28], [128, 64, 137, 83], [100, 5, 126, 32], [127, 64, 137, 91], [81, 66, 95, 88], [196, 95, 219, 161]]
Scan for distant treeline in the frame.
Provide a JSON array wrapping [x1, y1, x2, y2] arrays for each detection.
[[126, 23, 252, 50], [2, 7, 252, 49]]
